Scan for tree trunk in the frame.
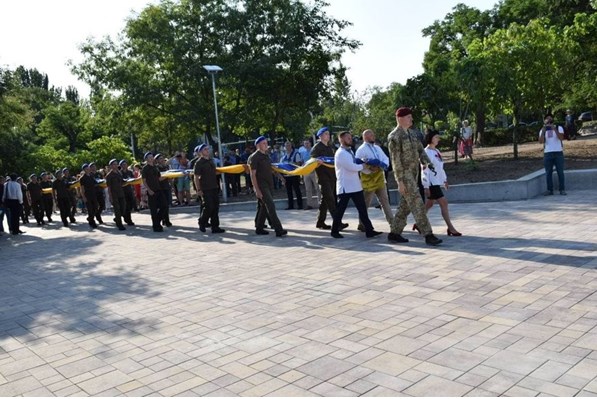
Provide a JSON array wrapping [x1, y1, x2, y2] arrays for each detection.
[[475, 109, 485, 146]]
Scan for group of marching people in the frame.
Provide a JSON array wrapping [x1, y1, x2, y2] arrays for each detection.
[[2, 107, 461, 244]]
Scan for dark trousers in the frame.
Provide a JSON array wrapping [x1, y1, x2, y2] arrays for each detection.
[[199, 189, 220, 231], [68, 192, 77, 221], [161, 189, 171, 224], [5, 199, 22, 234], [284, 176, 303, 209], [30, 198, 44, 224], [544, 151, 565, 192], [56, 197, 71, 225], [123, 190, 135, 223], [112, 196, 126, 226], [85, 196, 99, 226], [42, 194, 53, 220], [96, 190, 105, 222], [22, 198, 30, 222], [332, 191, 373, 234], [148, 190, 167, 229], [255, 186, 283, 233], [316, 181, 337, 225]]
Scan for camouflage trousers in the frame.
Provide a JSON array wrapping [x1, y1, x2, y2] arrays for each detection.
[[391, 173, 433, 235]]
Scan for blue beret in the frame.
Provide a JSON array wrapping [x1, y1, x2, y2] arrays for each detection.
[[109, 158, 118, 165], [55, 169, 63, 175], [317, 127, 329, 137], [119, 159, 127, 166], [29, 174, 36, 179], [89, 162, 96, 167], [197, 144, 208, 152], [254, 136, 267, 146], [40, 172, 47, 177], [144, 152, 153, 160], [81, 163, 89, 170], [62, 168, 69, 173], [155, 153, 163, 160]]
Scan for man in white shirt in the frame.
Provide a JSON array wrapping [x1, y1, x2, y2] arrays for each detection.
[[355, 129, 392, 231], [2, 173, 25, 235], [538, 113, 566, 195], [331, 131, 382, 239]]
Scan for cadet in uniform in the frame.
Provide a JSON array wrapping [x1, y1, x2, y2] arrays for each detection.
[[62, 168, 77, 223], [311, 127, 339, 230], [155, 154, 172, 227], [119, 160, 136, 226], [193, 144, 225, 233], [16, 177, 30, 225], [141, 152, 166, 232], [387, 107, 442, 246], [27, 174, 44, 226], [79, 163, 99, 229], [90, 162, 105, 224], [52, 169, 71, 227], [39, 172, 54, 222], [248, 136, 287, 237], [105, 159, 127, 230]]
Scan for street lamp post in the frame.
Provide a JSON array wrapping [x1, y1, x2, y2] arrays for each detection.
[[203, 64, 227, 202]]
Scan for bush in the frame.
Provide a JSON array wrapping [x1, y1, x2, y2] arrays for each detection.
[[482, 126, 539, 146]]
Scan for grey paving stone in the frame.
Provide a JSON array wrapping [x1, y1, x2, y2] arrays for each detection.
[[0, 194, 596, 396]]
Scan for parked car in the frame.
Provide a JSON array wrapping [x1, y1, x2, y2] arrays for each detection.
[[578, 111, 593, 122]]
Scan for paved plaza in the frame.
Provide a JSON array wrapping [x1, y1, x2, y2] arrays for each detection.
[[1, 191, 596, 396]]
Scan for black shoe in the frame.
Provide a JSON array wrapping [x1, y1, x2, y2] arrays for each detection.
[[255, 229, 269, 235], [199, 223, 206, 233], [97, 218, 104, 224], [126, 221, 135, 226], [165, 221, 173, 227], [357, 225, 366, 232], [48, 217, 53, 222], [331, 232, 344, 238], [153, 226, 164, 232], [17, 230, 25, 234], [206, 222, 212, 228], [117, 225, 126, 231], [90, 222, 98, 229], [425, 234, 443, 246], [276, 229, 288, 237], [70, 218, 76, 223], [388, 232, 409, 243], [316, 223, 331, 230], [63, 221, 69, 227], [212, 228, 226, 233], [366, 230, 383, 238], [41, 220, 46, 225], [37, 222, 42, 226], [560, 190, 567, 195], [543, 190, 554, 196], [339, 223, 349, 231]]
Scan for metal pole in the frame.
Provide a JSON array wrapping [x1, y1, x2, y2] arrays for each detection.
[[210, 72, 227, 202]]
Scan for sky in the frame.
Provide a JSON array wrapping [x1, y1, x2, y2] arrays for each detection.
[[0, 0, 498, 98]]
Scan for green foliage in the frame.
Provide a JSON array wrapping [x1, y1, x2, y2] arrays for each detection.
[[72, 0, 359, 152]]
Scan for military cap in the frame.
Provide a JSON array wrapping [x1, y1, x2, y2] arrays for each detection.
[[396, 107, 412, 117], [254, 136, 267, 146], [316, 127, 329, 138]]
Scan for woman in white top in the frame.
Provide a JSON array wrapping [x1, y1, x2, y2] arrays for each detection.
[[421, 129, 462, 236], [459, 120, 474, 160]]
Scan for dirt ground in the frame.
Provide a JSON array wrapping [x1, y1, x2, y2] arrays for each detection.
[[441, 132, 597, 185]]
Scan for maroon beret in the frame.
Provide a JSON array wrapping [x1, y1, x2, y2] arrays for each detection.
[[396, 107, 412, 117]]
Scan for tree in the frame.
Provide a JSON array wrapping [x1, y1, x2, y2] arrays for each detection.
[[72, 0, 359, 154], [469, 19, 574, 158]]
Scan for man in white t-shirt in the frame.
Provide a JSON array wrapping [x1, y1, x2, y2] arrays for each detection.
[[538, 113, 566, 196]]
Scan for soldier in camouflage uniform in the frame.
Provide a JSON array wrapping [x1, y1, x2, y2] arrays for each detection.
[[387, 107, 442, 246]]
